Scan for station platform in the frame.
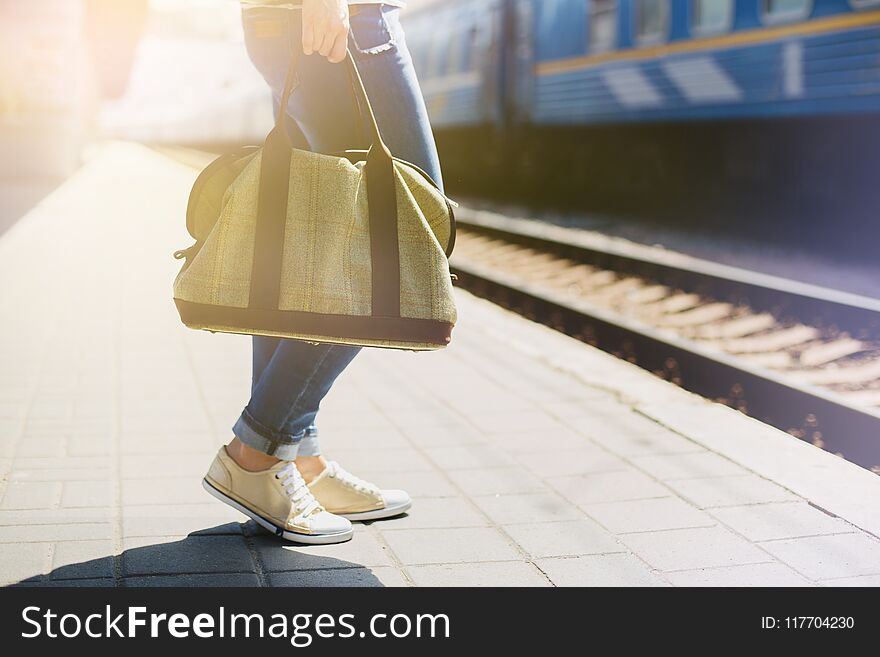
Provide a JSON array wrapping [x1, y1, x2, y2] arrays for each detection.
[[1, 142, 879, 588]]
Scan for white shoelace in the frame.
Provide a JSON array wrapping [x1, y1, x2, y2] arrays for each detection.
[[275, 463, 321, 518], [326, 461, 380, 495]]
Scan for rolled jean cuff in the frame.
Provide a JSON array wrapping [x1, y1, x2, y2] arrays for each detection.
[[296, 432, 321, 457], [232, 410, 303, 461]]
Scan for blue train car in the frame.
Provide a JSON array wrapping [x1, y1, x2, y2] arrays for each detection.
[[529, 0, 880, 122], [405, 0, 880, 250]]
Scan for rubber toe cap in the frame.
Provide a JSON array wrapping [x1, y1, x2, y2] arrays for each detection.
[[381, 489, 412, 512], [309, 510, 353, 535]]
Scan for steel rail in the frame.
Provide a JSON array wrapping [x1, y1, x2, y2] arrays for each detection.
[[451, 212, 880, 472]]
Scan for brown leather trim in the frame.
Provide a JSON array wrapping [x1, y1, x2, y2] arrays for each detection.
[[365, 143, 400, 317], [249, 126, 293, 310], [175, 299, 452, 346], [252, 50, 402, 318]]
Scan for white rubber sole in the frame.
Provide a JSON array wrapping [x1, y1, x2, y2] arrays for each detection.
[[338, 499, 412, 521], [202, 478, 353, 545]]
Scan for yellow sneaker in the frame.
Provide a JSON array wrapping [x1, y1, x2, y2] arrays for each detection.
[[308, 461, 412, 521], [202, 447, 352, 544]]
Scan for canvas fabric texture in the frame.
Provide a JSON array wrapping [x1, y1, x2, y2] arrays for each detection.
[[173, 146, 456, 351]]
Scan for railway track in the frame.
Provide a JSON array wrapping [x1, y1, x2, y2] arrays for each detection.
[[450, 208, 880, 473]]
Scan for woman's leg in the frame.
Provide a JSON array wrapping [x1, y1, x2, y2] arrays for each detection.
[[210, 5, 431, 526], [204, 4, 442, 543], [233, 5, 443, 467], [232, 342, 359, 461]]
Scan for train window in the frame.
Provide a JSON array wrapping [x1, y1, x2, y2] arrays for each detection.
[[426, 33, 445, 78], [635, 0, 670, 43], [849, 0, 880, 7], [588, 0, 618, 53], [762, 0, 812, 23], [460, 25, 479, 72], [691, 0, 733, 34], [447, 29, 464, 74]]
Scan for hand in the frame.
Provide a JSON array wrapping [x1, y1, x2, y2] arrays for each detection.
[[302, 0, 350, 64]]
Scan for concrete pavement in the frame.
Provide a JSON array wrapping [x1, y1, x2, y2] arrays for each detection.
[[1, 142, 879, 587]]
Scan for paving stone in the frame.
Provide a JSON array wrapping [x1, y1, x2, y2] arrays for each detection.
[[121, 453, 213, 480], [13, 578, 116, 587], [446, 467, 547, 496], [374, 470, 458, 498], [467, 411, 572, 435], [122, 477, 210, 506], [582, 497, 716, 534], [12, 456, 112, 470], [504, 519, 623, 558], [0, 542, 51, 585], [408, 561, 551, 587], [326, 447, 434, 474], [119, 433, 215, 455], [122, 503, 244, 538], [548, 469, 670, 506], [664, 563, 812, 587], [471, 492, 583, 525], [820, 574, 880, 587], [580, 412, 702, 456], [665, 475, 799, 509], [380, 528, 521, 565], [253, 531, 396, 571], [317, 427, 411, 450], [379, 497, 487, 529], [0, 441, 17, 459], [20, 419, 69, 438], [10, 467, 114, 482], [443, 391, 531, 413], [1, 480, 62, 509], [61, 480, 116, 508], [0, 522, 112, 543], [620, 527, 771, 571], [15, 437, 67, 458], [124, 574, 260, 587], [398, 424, 487, 448], [121, 416, 212, 437], [515, 447, 627, 478], [317, 411, 397, 432], [709, 503, 856, 542], [758, 533, 880, 580], [490, 429, 593, 453], [537, 554, 669, 587], [422, 444, 518, 470], [268, 567, 408, 587], [6, 144, 880, 590], [384, 406, 468, 430], [539, 397, 622, 419], [0, 507, 113, 526], [67, 436, 115, 456], [631, 451, 748, 481], [121, 535, 255, 576], [50, 540, 115, 580]]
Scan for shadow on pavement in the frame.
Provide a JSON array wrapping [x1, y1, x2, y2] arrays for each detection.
[[7, 522, 386, 588]]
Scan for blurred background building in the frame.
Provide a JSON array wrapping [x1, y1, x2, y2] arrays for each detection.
[[1, 0, 879, 252]]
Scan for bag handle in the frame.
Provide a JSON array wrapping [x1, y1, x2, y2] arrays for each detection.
[[250, 47, 402, 320], [276, 48, 391, 160]]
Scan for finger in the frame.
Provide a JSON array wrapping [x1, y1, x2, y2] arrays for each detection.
[[318, 25, 337, 57], [302, 20, 315, 55], [328, 30, 348, 64]]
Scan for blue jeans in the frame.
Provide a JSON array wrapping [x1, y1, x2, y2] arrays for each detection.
[[233, 4, 442, 460]]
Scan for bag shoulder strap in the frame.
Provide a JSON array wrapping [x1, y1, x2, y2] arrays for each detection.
[[249, 49, 401, 319]]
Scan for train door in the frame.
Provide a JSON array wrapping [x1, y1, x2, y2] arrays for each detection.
[[505, 0, 535, 128], [479, 0, 508, 129]]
